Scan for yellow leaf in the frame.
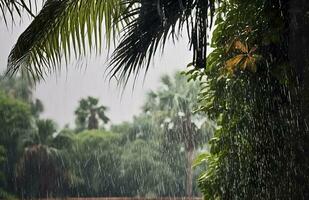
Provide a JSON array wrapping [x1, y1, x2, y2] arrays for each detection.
[[241, 59, 248, 70], [225, 39, 260, 73], [247, 57, 257, 72], [234, 40, 248, 53], [226, 54, 245, 71]]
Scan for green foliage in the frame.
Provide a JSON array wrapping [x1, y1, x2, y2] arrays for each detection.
[[16, 144, 71, 198], [0, 78, 71, 198], [6, 0, 125, 81], [0, 72, 212, 198], [141, 72, 215, 197], [0, 145, 14, 200], [0, 75, 33, 102], [192, 0, 309, 199], [109, 0, 218, 83], [69, 130, 122, 196], [0, 91, 32, 142], [0, 91, 33, 196], [111, 114, 160, 143], [3, 1, 309, 199], [120, 139, 177, 197], [5, 0, 220, 84], [143, 73, 214, 150], [0, 75, 44, 118], [15, 118, 72, 198]]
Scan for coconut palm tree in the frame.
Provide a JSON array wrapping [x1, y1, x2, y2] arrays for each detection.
[[143, 73, 215, 197], [74, 96, 109, 131]]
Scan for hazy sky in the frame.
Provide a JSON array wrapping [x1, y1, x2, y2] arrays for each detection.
[[0, 17, 192, 128]]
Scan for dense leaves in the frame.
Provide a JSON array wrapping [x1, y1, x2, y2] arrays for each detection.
[[0, 90, 33, 198], [193, 0, 309, 199], [0, 72, 213, 198]]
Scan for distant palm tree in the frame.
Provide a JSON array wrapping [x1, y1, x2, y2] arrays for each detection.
[[143, 73, 215, 197], [75, 96, 109, 131]]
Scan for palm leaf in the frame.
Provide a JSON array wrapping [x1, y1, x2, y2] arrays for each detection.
[[109, 0, 217, 84], [0, 0, 36, 25], [7, 0, 217, 83], [7, 0, 124, 80]]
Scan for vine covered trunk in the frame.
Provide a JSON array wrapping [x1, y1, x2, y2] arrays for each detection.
[[198, 0, 309, 199]]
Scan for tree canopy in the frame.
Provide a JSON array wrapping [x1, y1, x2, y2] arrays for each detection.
[[0, 71, 213, 199]]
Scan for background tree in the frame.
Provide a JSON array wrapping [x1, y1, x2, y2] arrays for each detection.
[[0, 90, 33, 197], [143, 73, 215, 197], [120, 139, 177, 197], [111, 114, 159, 143], [75, 96, 109, 131], [69, 130, 122, 197], [16, 119, 72, 198], [0, 75, 44, 118], [0, 145, 16, 200], [0, 70, 210, 198], [112, 114, 187, 197]]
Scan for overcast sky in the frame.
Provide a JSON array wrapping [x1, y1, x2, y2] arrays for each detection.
[[0, 17, 192, 128]]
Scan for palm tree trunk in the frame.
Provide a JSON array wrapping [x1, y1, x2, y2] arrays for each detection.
[[184, 112, 194, 199], [288, 0, 309, 121], [287, 0, 309, 197], [88, 110, 98, 130], [186, 147, 194, 199]]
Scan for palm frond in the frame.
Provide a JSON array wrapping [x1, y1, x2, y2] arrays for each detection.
[[7, 0, 124, 81], [0, 0, 36, 25], [109, 0, 217, 84]]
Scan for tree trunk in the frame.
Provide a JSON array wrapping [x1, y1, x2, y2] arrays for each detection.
[[88, 110, 98, 130], [288, 0, 309, 198], [186, 147, 194, 199], [184, 112, 194, 199], [288, 0, 309, 120]]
